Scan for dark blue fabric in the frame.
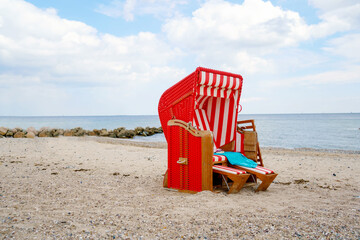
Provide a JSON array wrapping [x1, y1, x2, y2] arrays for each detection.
[[214, 152, 257, 168]]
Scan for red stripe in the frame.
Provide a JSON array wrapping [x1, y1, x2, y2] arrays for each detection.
[[219, 75, 224, 88], [225, 76, 230, 89], [205, 72, 210, 85]]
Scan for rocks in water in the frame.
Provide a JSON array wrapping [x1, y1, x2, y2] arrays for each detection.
[[117, 129, 135, 138], [64, 130, 73, 137], [6, 130, 14, 137], [88, 131, 97, 136], [0, 127, 8, 136], [134, 127, 145, 136], [26, 132, 35, 138], [14, 132, 25, 138], [52, 129, 64, 137], [99, 129, 109, 137], [134, 126, 162, 136], [27, 127, 37, 134], [39, 130, 50, 137], [71, 127, 85, 137], [1, 126, 162, 139], [92, 129, 100, 135]]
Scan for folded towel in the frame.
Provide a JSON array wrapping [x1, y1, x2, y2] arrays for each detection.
[[214, 152, 258, 168]]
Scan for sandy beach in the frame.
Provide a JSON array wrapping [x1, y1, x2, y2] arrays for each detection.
[[0, 137, 359, 239]]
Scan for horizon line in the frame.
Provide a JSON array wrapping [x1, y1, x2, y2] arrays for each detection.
[[0, 112, 359, 117]]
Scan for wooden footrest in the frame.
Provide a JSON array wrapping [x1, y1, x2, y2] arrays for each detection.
[[212, 166, 250, 193], [232, 165, 277, 192]]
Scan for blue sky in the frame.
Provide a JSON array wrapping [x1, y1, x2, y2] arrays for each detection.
[[0, 0, 359, 116]]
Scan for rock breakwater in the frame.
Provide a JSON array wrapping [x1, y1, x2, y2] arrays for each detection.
[[0, 126, 163, 139]]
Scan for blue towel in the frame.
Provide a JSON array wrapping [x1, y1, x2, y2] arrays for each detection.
[[214, 152, 257, 168]]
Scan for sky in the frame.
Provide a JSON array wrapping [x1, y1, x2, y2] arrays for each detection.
[[0, 0, 359, 116]]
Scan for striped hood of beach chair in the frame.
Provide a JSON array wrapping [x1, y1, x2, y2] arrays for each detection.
[[158, 67, 243, 149], [192, 70, 242, 148]]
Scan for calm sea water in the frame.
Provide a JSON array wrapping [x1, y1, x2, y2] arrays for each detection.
[[0, 114, 359, 151]]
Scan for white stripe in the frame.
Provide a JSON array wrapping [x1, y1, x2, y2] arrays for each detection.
[[229, 76, 234, 88], [220, 98, 230, 146], [201, 110, 211, 130], [208, 73, 213, 86], [195, 110, 204, 130], [220, 88, 225, 98], [230, 94, 238, 141], [212, 98, 221, 144], [257, 166, 274, 174], [213, 88, 218, 97], [199, 86, 205, 96], [234, 77, 240, 90], [215, 74, 220, 87], [196, 96, 204, 109], [221, 76, 228, 88], [240, 166, 268, 175], [206, 86, 211, 96], [213, 166, 244, 175], [227, 89, 232, 98], [200, 71, 206, 84]]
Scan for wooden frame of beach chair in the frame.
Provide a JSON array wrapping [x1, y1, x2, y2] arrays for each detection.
[[234, 119, 278, 192], [159, 67, 250, 193]]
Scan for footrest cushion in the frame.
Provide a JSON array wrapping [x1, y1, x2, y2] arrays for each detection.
[[238, 166, 274, 175], [213, 165, 247, 175]]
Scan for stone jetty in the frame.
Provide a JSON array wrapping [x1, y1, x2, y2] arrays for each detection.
[[0, 126, 163, 139]]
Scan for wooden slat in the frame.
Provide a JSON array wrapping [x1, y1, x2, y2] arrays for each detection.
[[201, 131, 213, 191]]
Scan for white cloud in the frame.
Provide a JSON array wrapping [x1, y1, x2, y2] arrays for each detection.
[[162, 0, 310, 74], [308, 0, 360, 38], [0, 0, 185, 115], [96, 0, 188, 21], [323, 33, 360, 62], [308, 0, 359, 12], [164, 0, 310, 50], [263, 65, 360, 87]]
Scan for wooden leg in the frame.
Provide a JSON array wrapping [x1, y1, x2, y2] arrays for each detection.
[[227, 174, 250, 194], [255, 173, 277, 192]]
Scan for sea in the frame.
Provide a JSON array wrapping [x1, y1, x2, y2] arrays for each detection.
[[0, 113, 359, 151]]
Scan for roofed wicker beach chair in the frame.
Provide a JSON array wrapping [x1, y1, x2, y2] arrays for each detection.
[[158, 67, 276, 193]]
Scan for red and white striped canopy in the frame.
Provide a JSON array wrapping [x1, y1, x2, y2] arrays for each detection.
[[199, 71, 242, 90], [192, 70, 242, 149]]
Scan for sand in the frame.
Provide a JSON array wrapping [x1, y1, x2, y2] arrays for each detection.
[[0, 136, 359, 239]]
